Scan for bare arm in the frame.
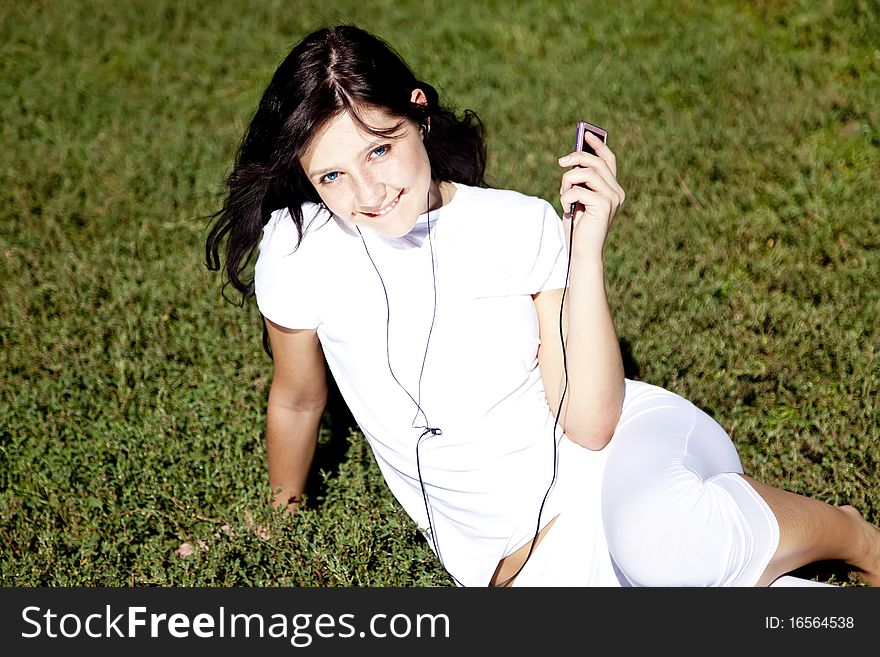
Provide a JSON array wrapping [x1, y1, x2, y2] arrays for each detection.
[[534, 129, 627, 450], [264, 318, 328, 512], [534, 275, 624, 450]]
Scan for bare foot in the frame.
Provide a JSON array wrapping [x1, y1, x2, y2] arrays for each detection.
[[840, 505, 880, 586]]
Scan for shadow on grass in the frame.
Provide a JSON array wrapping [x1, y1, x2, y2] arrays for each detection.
[[305, 366, 357, 507], [620, 337, 641, 380], [785, 561, 862, 587]]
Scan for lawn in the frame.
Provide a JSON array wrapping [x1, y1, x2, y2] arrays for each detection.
[[1, 0, 878, 586]]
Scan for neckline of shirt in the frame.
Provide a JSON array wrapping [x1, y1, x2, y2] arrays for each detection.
[[413, 180, 464, 226], [364, 182, 465, 249]]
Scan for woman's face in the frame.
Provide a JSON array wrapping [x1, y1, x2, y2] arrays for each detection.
[[300, 100, 435, 238]]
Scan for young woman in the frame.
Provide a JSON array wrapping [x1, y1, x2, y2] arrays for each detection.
[[205, 25, 880, 587]]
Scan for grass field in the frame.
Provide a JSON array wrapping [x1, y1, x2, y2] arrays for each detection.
[[1, 0, 878, 586]]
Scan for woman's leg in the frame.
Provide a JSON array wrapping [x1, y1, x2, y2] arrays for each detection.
[[744, 476, 880, 586], [600, 380, 880, 586], [601, 382, 772, 586]]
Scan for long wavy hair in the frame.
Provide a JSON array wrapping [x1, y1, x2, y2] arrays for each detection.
[[205, 25, 487, 303]]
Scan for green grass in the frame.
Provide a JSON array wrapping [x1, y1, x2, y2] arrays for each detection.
[[1, 0, 878, 586]]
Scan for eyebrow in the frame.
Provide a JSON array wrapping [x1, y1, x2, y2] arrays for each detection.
[[308, 140, 389, 179]]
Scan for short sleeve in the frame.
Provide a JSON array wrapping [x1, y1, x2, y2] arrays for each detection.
[[524, 201, 568, 294], [253, 208, 320, 329]]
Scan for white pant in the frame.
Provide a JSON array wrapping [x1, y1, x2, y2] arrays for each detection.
[[513, 379, 835, 587]]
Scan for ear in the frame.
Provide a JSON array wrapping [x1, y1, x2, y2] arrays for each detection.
[[410, 88, 428, 107]]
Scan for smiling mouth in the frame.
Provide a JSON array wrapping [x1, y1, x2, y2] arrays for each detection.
[[361, 191, 402, 218]]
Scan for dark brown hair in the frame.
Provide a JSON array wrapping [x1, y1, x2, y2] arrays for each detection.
[[205, 25, 486, 298]]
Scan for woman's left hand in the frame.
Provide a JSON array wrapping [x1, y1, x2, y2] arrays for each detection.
[[558, 130, 625, 262]]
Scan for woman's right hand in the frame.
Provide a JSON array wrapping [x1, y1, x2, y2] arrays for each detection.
[[264, 320, 328, 517], [272, 489, 305, 514]]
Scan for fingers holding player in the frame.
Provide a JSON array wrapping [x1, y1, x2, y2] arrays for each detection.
[[558, 129, 625, 260]]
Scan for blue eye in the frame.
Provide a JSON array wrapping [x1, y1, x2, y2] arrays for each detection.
[[370, 145, 388, 158], [321, 171, 339, 183]]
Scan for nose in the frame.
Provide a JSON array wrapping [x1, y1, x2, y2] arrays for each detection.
[[351, 170, 385, 212]]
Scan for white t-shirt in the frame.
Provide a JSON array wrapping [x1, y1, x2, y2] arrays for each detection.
[[255, 182, 580, 586]]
